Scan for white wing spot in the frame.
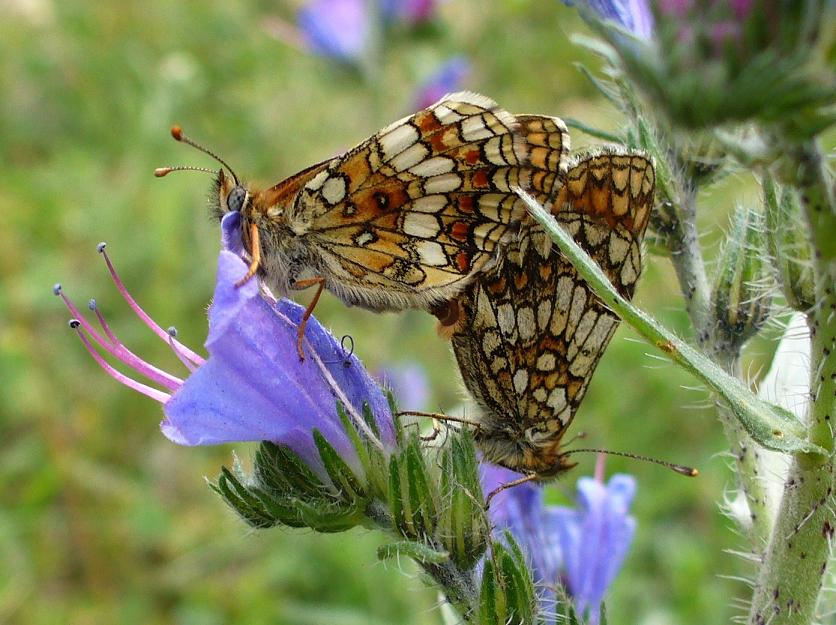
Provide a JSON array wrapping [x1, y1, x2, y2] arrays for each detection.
[[391, 142, 429, 172], [424, 173, 462, 194], [536, 353, 556, 371], [403, 212, 441, 238], [379, 123, 419, 160], [410, 156, 455, 178], [513, 369, 529, 395], [321, 176, 347, 205]]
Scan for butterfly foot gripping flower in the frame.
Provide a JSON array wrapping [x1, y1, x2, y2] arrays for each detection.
[[57, 213, 398, 530]]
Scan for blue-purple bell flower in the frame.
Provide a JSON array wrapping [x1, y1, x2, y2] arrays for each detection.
[[58, 212, 396, 482], [482, 462, 637, 624]]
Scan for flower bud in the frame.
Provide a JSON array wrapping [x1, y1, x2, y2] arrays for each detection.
[[478, 536, 538, 625], [763, 174, 815, 312], [711, 204, 774, 353]]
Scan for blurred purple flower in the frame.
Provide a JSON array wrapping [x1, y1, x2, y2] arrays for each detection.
[[549, 474, 637, 624], [482, 463, 637, 624], [381, 0, 438, 23], [563, 0, 654, 40], [412, 56, 470, 110], [298, 0, 370, 62], [375, 363, 430, 411], [58, 212, 396, 482]]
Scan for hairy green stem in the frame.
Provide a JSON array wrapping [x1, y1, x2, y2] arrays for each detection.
[[747, 138, 835, 625], [521, 188, 825, 457]]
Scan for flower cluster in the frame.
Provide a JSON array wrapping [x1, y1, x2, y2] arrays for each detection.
[[482, 461, 637, 624]]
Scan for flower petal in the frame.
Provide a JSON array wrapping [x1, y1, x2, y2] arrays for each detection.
[[162, 251, 395, 476]]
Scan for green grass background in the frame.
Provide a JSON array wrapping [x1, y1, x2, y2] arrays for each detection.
[[0, 1, 781, 623]]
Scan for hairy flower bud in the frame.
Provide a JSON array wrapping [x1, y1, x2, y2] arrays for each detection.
[[763, 174, 816, 312], [711, 205, 774, 354]]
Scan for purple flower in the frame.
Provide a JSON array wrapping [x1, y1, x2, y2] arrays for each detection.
[[483, 462, 637, 624], [564, 0, 654, 40], [549, 474, 637, 624], [57, 212, 396, 482], [412, 56, 470, 110], [298, 0, 370, 62], [381, 0, 438, 23], [375, 363, 430, 411]]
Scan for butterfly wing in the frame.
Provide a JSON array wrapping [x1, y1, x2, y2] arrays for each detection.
[[290, 93, 570, 310], [448, 147, 655, 473]]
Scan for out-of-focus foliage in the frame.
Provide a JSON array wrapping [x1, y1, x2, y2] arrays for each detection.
[[1, 1, 774, 623]]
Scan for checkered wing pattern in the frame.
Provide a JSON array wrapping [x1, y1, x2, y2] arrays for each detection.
[[441, 147, 655, 476], [285, 92, 570, 310]]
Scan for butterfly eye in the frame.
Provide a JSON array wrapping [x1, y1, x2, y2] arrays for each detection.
[[227, 186, 247, 213]]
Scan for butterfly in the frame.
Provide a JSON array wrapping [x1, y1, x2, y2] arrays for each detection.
[[159, 92, 568, 357], [433, 147, 655, 479]]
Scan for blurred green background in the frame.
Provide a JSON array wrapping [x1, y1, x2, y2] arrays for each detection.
[[0, 1, 779, 623]]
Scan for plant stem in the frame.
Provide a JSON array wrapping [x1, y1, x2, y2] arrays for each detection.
[[747, 138, 835, 625], [713, 351, 777, 548]]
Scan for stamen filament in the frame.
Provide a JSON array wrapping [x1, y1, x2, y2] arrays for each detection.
[[89, 298, 118, 343], [167, 327, 197, 373], [97, 243, 206, 367], [71, 320, 172, 404], [56, 286, 183, 391]]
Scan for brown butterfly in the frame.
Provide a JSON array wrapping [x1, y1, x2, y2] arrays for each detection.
[[158, 92, 568, 357], [433, 147, 655, 479]]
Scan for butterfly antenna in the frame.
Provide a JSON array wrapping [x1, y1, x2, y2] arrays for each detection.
[[154, 165, 218, 178], [566, 448, 699, 477], [165, 125, 240, 184]]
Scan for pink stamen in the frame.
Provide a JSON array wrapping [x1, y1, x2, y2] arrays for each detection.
[[55, 285, 183, 391], [89, 298, 118, 343], [71, 320, 172, 404], [167, 326, 197, 373], [98, 242, 205, 367]]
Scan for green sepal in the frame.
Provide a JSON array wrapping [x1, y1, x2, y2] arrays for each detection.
[[312, 429, 366, 504], [478, 539, 538, 625], [212, 467, 279, 529], [439, 429, 488, 570], [336, 401, 389, 500], [388, 454, 409, 535], [254, 442, 326, 498], [406, 437, 437, 538], [377, 541, 449, 565]]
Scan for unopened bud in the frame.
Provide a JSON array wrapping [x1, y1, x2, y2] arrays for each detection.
[[763, 175, 815, 312], [711, 205, 774, 353]]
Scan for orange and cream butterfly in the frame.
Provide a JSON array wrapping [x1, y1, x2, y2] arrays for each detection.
[[433, 147, 656, 478], [157, 92, 568, 356]]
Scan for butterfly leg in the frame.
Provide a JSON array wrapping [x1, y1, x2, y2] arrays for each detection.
[[292, 276, 326, 360], [485, 473, 538, 508], [398, 410, 484, 433]]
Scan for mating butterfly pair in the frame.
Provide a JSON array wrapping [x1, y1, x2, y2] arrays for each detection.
[[164, 92, 654, 480]]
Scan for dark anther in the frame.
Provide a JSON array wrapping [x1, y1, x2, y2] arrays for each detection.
[[69, 319, 81, 329], [88, 299, 97, 311], [97, 242, 107, 253], [53, 283, 62, 296], [167, 326, 178, 337]]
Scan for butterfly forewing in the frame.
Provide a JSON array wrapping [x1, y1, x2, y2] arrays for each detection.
[[283, 92, 570, 310], [442, 147, 655, 476]]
